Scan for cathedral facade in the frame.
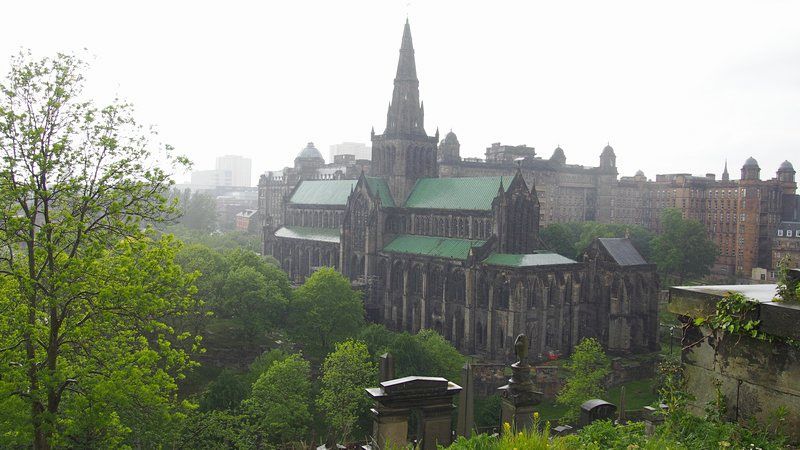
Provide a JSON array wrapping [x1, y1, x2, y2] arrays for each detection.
[[263, 21, 659, 361]]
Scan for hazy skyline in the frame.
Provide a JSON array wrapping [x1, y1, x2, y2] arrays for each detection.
[[2, 1, 798, 184]]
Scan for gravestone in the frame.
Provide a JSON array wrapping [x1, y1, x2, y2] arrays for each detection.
[[579, 399, 617, 427], [365, 376, 461, 450]]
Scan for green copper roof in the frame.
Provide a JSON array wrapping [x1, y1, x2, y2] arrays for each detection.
[[289, 180, 357, 206], [382, 235, 486, 260], [366, 177, 395, 207], [483, 252, 578, 267], [404, 176, 515, 210], [274, 226, 340, 243]]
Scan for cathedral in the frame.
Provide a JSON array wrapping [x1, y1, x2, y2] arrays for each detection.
[[263, 20, 659, 361]]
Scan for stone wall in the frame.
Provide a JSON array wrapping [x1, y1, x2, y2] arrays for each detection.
[[669, 285, 800, 442]]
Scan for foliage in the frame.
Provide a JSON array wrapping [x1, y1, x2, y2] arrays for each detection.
[[358, 325, 464, 382], [317, 340, 378, 442], [655, 358, 690, 413], [246, 349, 290, 386], [564, 420, 667, 450], [774, 257, 800, 303], [174, 243, 291, 354], [474, 394, 502, 430], [199, 369, 250, 412], [176, 410, 251, 450], [699, 292, 765, 340], [170, 189, 218, 232], [651, 208, 717, 284], [288, 267, 365, 358], [243, 353, 312, 447], [0, 51, 197, 448], [540, 222, 654, 260], [446, 415, 789, 450], [556, 338, 610, 424], [166, 224, 263, 253], [448, 416, 569, 450]]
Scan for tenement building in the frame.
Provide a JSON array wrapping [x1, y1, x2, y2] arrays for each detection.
[[262, 21, 659, 361]]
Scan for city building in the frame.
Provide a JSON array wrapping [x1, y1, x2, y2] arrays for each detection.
[[190, 155, 252, 189], [330, 141, 371, 161], [216, 155, 252, 187], [262, 21, 659, 361]]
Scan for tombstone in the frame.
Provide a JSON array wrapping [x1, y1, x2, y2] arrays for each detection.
[[497, 334, 543, 431], [379, 353, 395, 382], [552, 424, 574, 436], [579, 399, 617, 427], [642, 406, 664, 436], [365, 376, 461, 450], [456, 362, 475, 437]]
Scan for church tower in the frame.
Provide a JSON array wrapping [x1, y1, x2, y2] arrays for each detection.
[[371, 20, 439, 205]]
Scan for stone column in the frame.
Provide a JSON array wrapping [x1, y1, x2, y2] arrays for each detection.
[[456, 363, 475, 438], [402, 268, 409, 331], [464, 269, 475, 353], [420, 271, 427, 330]]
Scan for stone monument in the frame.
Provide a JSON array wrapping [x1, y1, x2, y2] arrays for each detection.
[[497, 334, 543, 431], [365, 376, 461, 449]]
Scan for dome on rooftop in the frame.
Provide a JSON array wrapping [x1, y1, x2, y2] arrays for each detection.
[[742, 157, 759, 169], [601, 144, 615, 156], [779, 160, 794, 171], [635, 170, 645, 177], [444, 130, 459, 144], [550, 146, 566, 163], [297, 142, 324, 160]]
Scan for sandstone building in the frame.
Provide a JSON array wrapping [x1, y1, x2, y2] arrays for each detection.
[[262, 21, 659, 361]]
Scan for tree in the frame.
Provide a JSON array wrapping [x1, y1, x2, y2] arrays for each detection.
[[556, 338, 611, 424], [358, 325, 464, 383], [317, 340, 378, 441], [199, 369, 250, 412], [541, 222, 654, 261], [540, 223, 580, 258], [0, 52, 195, 449], [175, 189, 218, 232], [177, 410, 251, 450], [288, 267, 365, 358], [652, 208, 717, 283], [243, 354, 312, 446]]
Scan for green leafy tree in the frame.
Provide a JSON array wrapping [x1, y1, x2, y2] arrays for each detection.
[[317, 340, 377, 441], [556, 338, 611, 424], [540, 223, 580, 258], [541, 222, 654, 260], [288, 267, 365, 358], [199, 369, 250, 412], [243, 354, 312, 446], [177, 410, 251, 450], [246, 348, 290, 386], [177, 189, 218, 232], [0, 52, 195, 449], [652, 208, 717, 283], [359, 325, 464, 382]]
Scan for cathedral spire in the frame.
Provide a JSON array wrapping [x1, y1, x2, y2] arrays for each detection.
[[384, 20, 426, 137], [722, 159, 729, 181]]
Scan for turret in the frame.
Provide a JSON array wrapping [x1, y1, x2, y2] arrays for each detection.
[[550, 146, 566, 165], [600, 144, 617, 171], [741, 157, 760, 181], [438, 130, 461, 163]]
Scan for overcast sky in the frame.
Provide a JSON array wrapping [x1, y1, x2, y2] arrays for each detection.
[[2, 1, 799, 185]]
